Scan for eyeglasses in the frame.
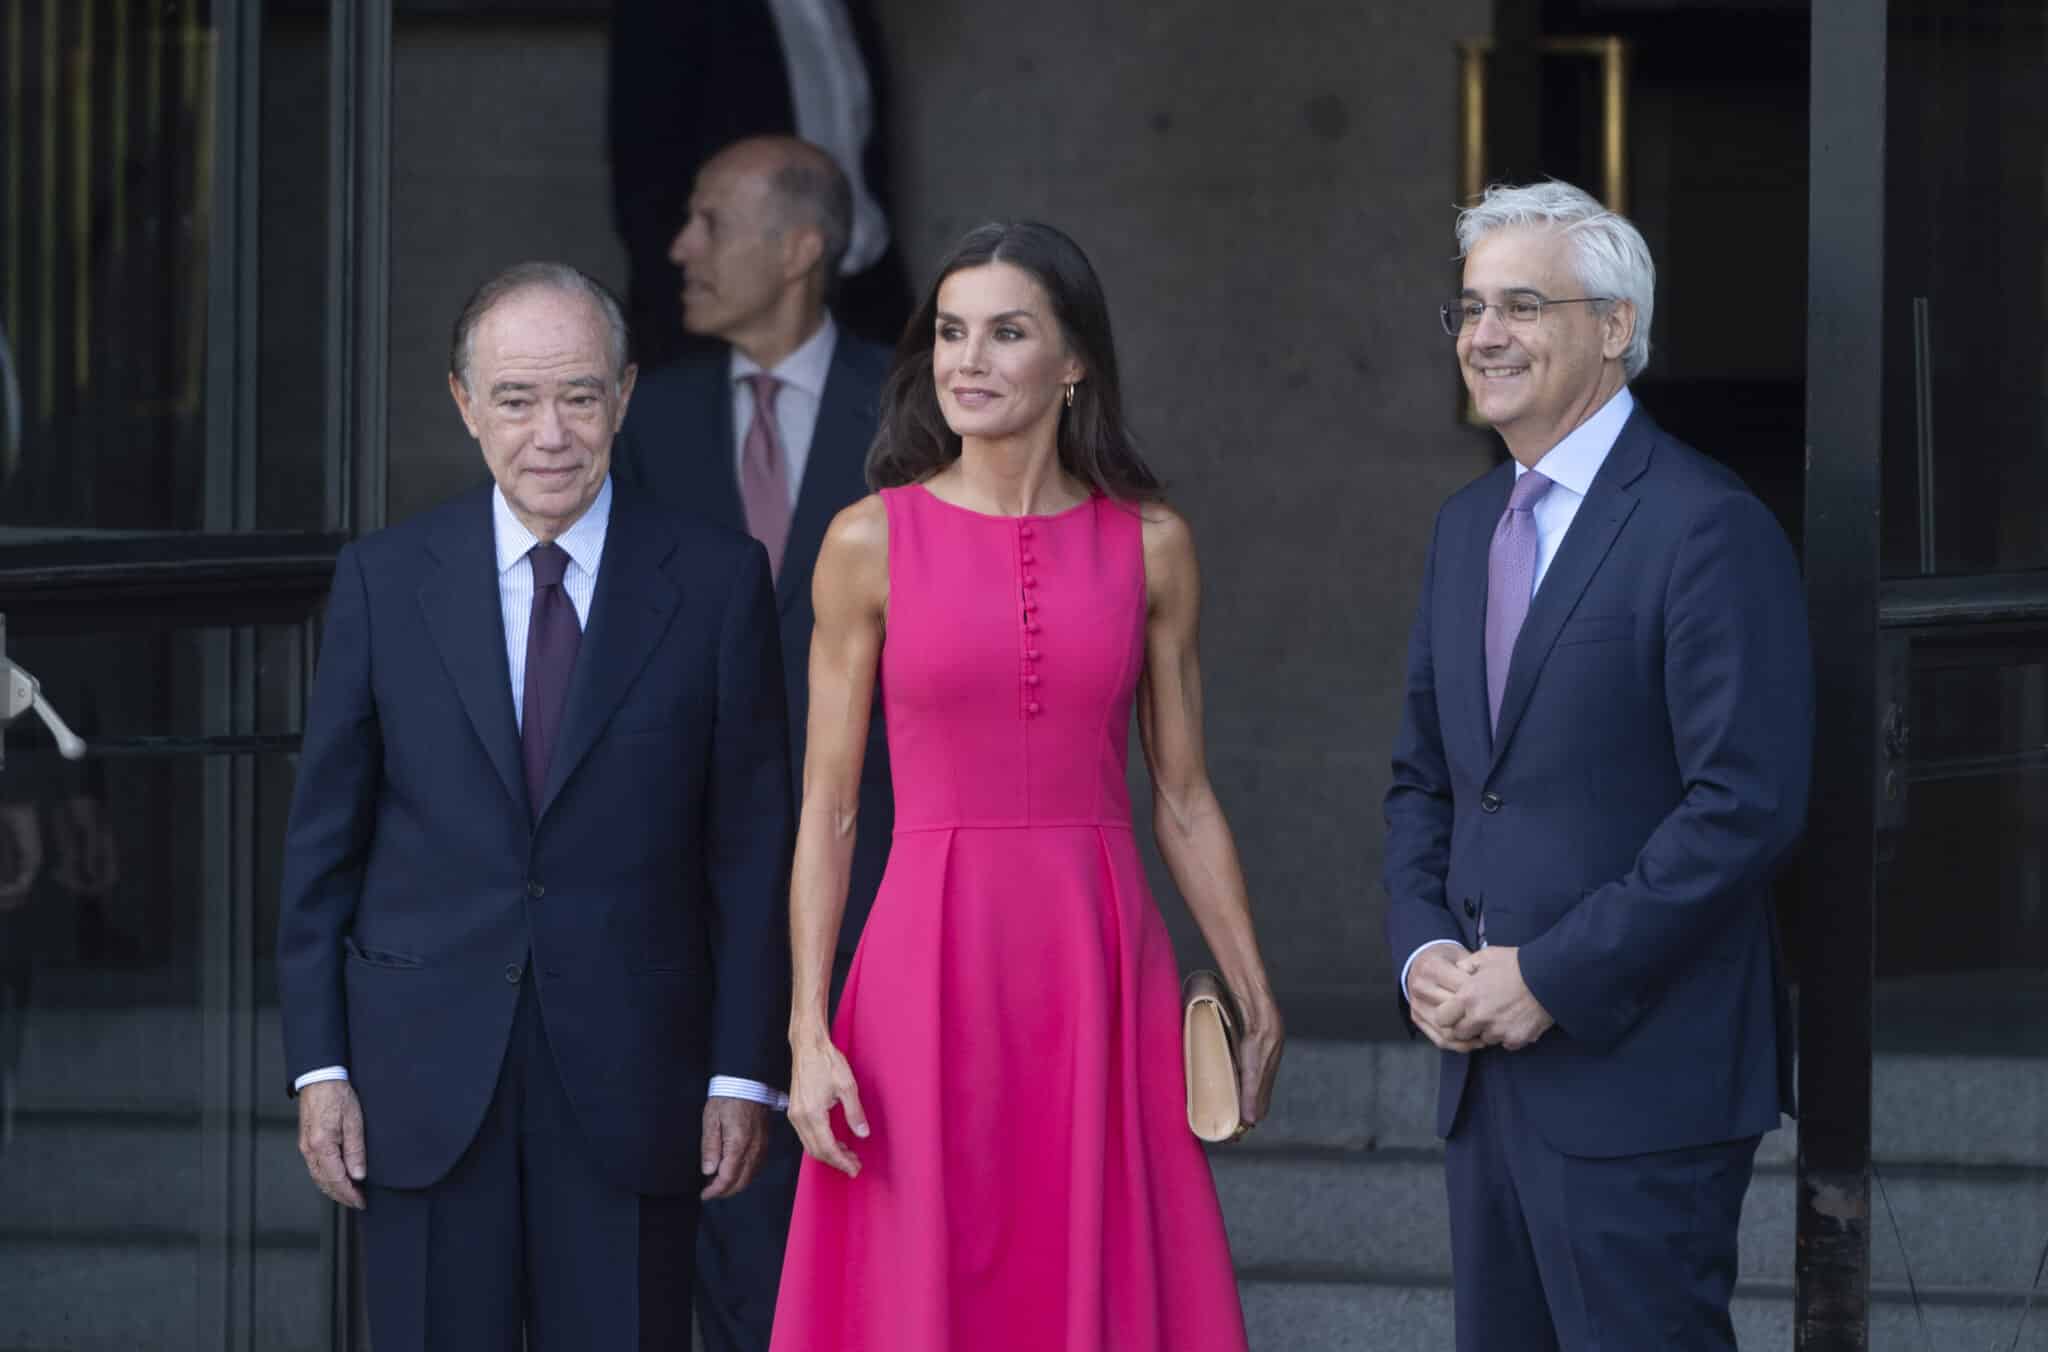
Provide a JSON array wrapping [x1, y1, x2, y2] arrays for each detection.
[[1439, 296, 1610, 337]]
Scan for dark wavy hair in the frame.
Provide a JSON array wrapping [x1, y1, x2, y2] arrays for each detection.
[[866, 221, 1163, 502]]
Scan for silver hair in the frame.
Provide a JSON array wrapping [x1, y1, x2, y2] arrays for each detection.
[[450, 261, 630, 389], [1455, 181, 1655, 380]]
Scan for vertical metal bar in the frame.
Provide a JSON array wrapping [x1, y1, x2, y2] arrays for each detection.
[[38, 0, 58, 423], [184, 0, 210, 420], [111, 0, 127, 261], [1911, 296, 1935, 576], [1458, 42, 1485, 207], [323, 0, 354, 535], [326, 0, 391, 537], [1601, 36, 1629, 214], [1798, 0, 1885, 1345], [4, 2, 21, 363], [70, 0, 92, 398], [203, 0, 258, 535]]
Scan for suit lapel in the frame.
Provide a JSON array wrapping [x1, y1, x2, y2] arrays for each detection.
[[779, 343, 874, 614], [417, 490, 528, 817], [536, 494, 682, 820], [1488, 414, 1652, 768]]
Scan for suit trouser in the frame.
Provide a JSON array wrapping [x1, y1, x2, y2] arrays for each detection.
[[361, 978, 698, 1351], [695, 951, 853, 1352], [1445, 1051, 1759, 1352]]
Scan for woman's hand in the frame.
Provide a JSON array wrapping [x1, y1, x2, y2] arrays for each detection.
[[1235, 994, 1285, 1128], [787, 1030, 870, 1177]]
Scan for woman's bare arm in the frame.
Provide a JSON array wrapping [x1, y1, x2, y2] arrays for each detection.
[[785, 494, 889, 1176], [1135, 506, 1285, 1121]]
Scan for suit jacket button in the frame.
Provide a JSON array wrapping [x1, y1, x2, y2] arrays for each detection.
[[1464, 898, 1478, 918], [1480, 791, 1503, 813], [504, 963, 523, 984], [527, 881, 545, 899]]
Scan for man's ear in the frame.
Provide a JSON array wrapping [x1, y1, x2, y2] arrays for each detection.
[[784, 224, 827, 285], [613, 363, 639, 431], [1601, 300, 1637, 363], [448, 372, 482, 439]]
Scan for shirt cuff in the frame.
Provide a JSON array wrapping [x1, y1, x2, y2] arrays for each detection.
[[1399, 941, 1470, 1005], [293, 1065, 349, 1093], [708, 1075, 790, 1113]]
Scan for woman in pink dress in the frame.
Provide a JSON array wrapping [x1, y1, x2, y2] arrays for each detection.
[[770, 221, 1284, 1351]]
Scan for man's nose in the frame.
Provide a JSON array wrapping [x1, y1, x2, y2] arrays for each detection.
[[668, 224, 697, 267], [1468, 304, 1512, 348], [535, 401, 570, 448]]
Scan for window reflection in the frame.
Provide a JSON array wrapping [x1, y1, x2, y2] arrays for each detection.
[[1882, 5, 2048, 576]]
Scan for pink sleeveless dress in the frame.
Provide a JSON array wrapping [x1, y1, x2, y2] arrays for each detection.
[[769, 485, 1249, 1351]]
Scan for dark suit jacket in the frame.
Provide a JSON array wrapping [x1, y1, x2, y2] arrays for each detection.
[[615, 331, 892, 957], [276, 486, 794, 1195], [1383, 407, 1811, 1159]]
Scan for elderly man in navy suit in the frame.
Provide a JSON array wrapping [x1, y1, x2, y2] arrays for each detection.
[[613, 135, 891, 1352], [278, 262, 793, 1350], [1383, 182, 1812, 1350]]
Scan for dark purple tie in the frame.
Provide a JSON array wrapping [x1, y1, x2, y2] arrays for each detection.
[[1484, 470, 1554, 732], [522, 542, 581, 818]]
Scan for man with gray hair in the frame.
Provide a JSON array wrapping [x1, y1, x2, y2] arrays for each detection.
[[1383, 181, 1812, 1348], [278, 261, 794, 1348], [616, 134, 892, 1352]]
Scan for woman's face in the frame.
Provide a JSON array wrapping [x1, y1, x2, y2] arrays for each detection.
[[931, 262, 1084, 444]]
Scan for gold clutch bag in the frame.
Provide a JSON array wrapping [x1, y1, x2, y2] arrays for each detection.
[[1182, 970, 1250, 1143]]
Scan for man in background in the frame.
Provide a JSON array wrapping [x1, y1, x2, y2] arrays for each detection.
[[607, 0, 910, 365], [614, 135, 893, 1352]]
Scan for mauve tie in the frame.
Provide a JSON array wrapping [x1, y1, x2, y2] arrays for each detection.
[[1484, 470, 1554, 732], [739, 372, 792, 579], [522, 541, 581, 819]]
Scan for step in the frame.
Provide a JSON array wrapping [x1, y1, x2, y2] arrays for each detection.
[[1235, 1277, 2048, 1351], [6, 1006, 295, 1116], [0, 1112, 322, 1239], [1253, 1039, 2048, 1168], [0, 1240, 325, 1351], [1211, 1149, 2048, 1295]]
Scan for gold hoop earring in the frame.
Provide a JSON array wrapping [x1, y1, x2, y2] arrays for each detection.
[[1064, 383, 1076, 408]]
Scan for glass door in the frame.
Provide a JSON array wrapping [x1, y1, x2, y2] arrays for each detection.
[[0, 0, 387, 1346], [0, 602, 328, 1350], [1800, 1, 2048, 1344]]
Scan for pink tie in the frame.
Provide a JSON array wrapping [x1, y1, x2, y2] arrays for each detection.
[[739, 373, 792, 579], [1484, 470, 1554, 732]]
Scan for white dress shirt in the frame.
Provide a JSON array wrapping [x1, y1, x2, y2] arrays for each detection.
[[1399, 387, 1635, 1001], [761, 0, 889, 275], [295, 476, 788, 1111], [731, 315, 838, 506]]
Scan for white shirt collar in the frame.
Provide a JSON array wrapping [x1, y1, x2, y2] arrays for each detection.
[[730, 313, 839, 400], [1515, 385, 1635, 496], [493, 474, 613, 577]]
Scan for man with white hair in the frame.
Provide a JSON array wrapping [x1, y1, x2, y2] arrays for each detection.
[[279, 262, 793, 1349], [1383, 181, 1812, 1349]]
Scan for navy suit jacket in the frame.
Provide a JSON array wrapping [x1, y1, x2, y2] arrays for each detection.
[[1383, 407, 1811, 1158], [615, 332, 893, 955], [276, 485, 794, 1195]]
